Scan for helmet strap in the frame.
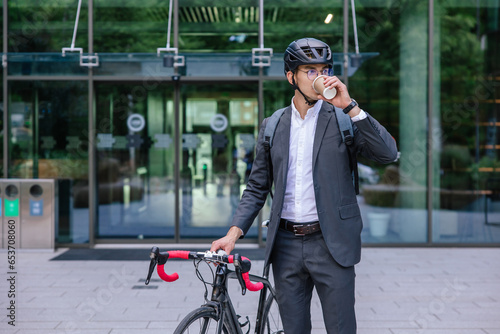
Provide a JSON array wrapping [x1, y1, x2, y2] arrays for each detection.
[[291, 74, 317, 106]]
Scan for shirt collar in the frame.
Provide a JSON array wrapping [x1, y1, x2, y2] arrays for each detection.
[[291, 98, 323, 120]]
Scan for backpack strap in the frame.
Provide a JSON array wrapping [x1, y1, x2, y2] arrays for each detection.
[[334, 107, 359, 195], [263, 107, 287, 199], [264, 107, 287, 150], [334, 107, 354, 145]]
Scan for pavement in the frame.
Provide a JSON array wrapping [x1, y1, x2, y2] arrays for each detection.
[[1, 246, 500, 334]]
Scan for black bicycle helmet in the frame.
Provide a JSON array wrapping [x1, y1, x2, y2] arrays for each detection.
[[284, 38, 332, 73]]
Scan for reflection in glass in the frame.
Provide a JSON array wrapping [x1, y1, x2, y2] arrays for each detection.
[[266, 0, 428, 244], [3, 0, 499, 247], [0, 2, 2, 176], [0, 78, 3, 177], [94, 1, 168, 53], [179, 2, 259, 53], [338, 1, 427, 243], [433, 1, 500, 243], [8, 81, 89, 243], [180, 84, 259, 239], [8, 1, 88, 52], [95, 84, 175, 239]]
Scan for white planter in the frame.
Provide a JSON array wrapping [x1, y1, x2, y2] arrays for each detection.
[[368, 212, 391, 237], [396, 208, 427, 242], [436, 210, 459, 237]]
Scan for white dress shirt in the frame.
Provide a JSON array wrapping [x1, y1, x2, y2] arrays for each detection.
[[281, 98, 367, 223], [280, 99, 323, 222]]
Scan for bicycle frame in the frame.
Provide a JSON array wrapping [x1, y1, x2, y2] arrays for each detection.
[[145, 248, 281, 334], [205, 263, 275, 334]]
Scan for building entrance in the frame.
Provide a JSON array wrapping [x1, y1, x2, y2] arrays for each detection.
[[179, 83, 260, 240], [94, 83, 176, 240], [93, 82, 261, 241]]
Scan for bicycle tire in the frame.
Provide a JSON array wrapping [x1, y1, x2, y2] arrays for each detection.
[[259, 293, 284, 334], [174, 306, 232, 334]]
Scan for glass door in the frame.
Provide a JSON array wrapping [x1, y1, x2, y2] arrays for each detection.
[[95, 83, 175, 239], [8, 81, 89, 243], [179, 83, 260, 240]]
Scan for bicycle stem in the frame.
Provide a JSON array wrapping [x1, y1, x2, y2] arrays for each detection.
[[211, 264, 228, 301]]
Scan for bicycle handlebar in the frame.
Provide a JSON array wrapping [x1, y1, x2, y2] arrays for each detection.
[[146, 247, 263, 293], [156, 250, 190, 282], [227, 255, 264, 292]]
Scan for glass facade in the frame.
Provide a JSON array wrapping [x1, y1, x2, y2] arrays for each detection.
[[432, 0, 500, 243], [94, 83, 176, 240], [94, 0, 166, 53], [8, 81, 89, 243], [350, 1, 429, 243], [8, 1, 88, 53], [1, 0, 4, 177], [1, 0, 499, 246]]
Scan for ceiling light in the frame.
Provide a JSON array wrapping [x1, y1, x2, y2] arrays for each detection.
[[324, 14, 333, 24]]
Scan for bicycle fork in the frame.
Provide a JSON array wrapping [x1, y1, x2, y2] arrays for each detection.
[[211, 265, 232, 334], [210, 265, 251, 334]]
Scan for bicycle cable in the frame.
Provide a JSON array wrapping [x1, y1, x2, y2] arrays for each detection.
[[193, 258, 215, 302]]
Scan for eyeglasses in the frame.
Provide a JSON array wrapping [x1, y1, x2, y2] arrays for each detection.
[[297, 68, 333, 80]]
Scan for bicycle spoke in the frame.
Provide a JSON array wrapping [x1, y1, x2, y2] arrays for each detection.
[[261, 294, 284, 334], [199, 316, 211, 333], [186, 316, 216, 333]]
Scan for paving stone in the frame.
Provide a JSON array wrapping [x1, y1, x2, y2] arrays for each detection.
[[2, 321, 59, 329], [14, 330, 111, 334], [1, 247, 498, 332], [55, 321, 148, 329], [109, 330, 174, 334], [356, 330, 393, 334], [0, 330, 18, 334], [390, 330, 487, 334]]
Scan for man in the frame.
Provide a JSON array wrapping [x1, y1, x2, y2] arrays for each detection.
[[211, 37, 398, 333]]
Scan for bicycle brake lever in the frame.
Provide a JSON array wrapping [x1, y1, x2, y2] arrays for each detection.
[[145, 258, 156, 285], [233, 254, 247, 295], [145, 247, 160, 285]]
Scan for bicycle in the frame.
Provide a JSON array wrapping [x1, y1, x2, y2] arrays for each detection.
[[145, 246, 284, 334]]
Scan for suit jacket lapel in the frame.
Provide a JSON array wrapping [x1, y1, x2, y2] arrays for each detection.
[[313, 103, 333, 170]]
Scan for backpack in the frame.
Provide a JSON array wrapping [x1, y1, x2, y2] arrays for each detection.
[[263, 106, 359, 197]]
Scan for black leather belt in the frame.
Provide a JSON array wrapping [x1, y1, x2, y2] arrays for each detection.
[[279, 219, 321, 236]]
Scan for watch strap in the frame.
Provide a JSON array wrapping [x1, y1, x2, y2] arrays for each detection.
[[342, 99, 358, 114]]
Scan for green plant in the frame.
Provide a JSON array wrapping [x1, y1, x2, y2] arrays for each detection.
[[362, 165, 400, 207], [471, 156, 500, 189], [363, 185, 398, 207], [440, 145, 473, 190]]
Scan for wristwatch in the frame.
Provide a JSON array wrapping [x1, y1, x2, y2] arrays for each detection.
[[342, 99, 358, 114]]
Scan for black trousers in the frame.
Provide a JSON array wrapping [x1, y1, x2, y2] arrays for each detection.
[[271, 228, 357, 334]]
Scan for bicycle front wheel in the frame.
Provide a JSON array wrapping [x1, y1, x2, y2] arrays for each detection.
[[259, 293, 284, 334], [174, 306, 232, 334]]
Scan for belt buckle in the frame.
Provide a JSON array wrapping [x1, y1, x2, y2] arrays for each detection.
[[293, 224, 306, 236]]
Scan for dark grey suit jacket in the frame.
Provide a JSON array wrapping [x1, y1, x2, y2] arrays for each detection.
[[232, 102, 398, 268]]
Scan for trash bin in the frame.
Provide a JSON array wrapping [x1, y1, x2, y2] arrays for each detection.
[[20, 179, 55, 249], [1, 180, 21, 249]]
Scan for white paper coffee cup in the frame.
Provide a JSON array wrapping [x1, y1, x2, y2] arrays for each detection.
[[312, 75, 337, 99]]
